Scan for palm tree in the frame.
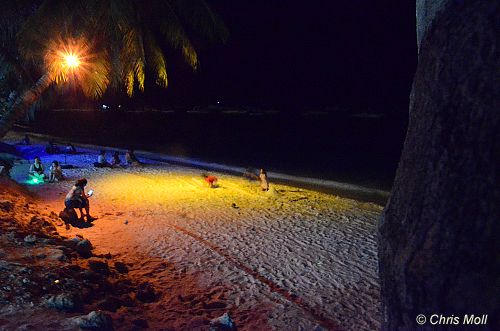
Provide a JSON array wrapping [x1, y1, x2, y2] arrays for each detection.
[[0, 0, 228, 137], [378, 1, 498, 329]]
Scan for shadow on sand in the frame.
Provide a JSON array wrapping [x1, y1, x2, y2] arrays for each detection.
[[66, 219, 94, 229]]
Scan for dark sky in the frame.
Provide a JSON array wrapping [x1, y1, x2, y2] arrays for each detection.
[[140, 0, 418, 113]]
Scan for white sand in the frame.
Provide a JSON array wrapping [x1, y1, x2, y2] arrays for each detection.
[[10, 143, 382, 330]]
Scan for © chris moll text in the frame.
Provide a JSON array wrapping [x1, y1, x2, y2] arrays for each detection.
[[430, 314, 488, 325]]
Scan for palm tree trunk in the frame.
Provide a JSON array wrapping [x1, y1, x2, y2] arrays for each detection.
[[378, 1, 499, 329], [0, 73, 52, 138]]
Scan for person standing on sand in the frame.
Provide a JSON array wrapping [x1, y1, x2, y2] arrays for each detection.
[[260, 168, 269, 191], [65, 178, 94, 221]]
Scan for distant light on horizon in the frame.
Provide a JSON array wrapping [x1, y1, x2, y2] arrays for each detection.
[[217, 101, 220, 104]]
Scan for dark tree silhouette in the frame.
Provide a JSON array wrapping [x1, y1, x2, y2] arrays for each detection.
[[379, 1, 499, 329]]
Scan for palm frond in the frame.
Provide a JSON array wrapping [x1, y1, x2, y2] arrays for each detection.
[[121, 27, 146, 95], [79, 52, 111, 99], [149, 1, 199, 69], [144, 30, 168, 88], [171, 0, 229, 43]]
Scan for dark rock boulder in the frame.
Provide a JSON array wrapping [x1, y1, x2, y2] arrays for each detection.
[[76, 239, 93, 258], [135, 282, 157, 303], [0, 200, 13, 212], [113, 262, 128, 274], [87, 259, 110, 275], [73, 310, 113, 330], [210, 312, 236, 331], [96, 296, 123, 312], [44, 293, 81, 312]]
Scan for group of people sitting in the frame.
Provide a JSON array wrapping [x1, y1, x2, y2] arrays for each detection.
[[28, 148, 141, 183], [93, 149, 141, 168], [29, 156, 63, 183]]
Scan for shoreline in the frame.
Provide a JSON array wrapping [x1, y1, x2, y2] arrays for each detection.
[[6, 130, 390, 205]]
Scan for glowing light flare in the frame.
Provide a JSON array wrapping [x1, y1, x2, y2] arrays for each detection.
[[27, 177, 42, 185], [44, 36, 112, 99], [64, 54, 80, 68], [45, 37, 90, 82]]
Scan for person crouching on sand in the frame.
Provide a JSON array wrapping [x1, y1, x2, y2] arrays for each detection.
[[65, 178, 93, 221], [48, 160, 64, 182], [203, 173, 218, 188], [29, 156, 46, 182], [260, 168, 269, 191]]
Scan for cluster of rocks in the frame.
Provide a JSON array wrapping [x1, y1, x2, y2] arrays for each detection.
[[0, 184, 158, 330]]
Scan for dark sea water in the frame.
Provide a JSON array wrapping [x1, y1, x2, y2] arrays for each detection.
[[32, 110, 408, 190]]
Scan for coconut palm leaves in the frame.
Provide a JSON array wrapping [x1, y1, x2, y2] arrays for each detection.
[[5, 0, 228, 98], [0, 0, 227, 138]]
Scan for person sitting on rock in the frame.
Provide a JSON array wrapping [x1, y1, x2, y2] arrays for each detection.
[[125, 149, 141, 166], [65, 178, 93, 221], [111, 151, 122, 167], [93, 150, 111, 168], [203, 173, 218, 188], [48, 160, 64, 182], [29, 156, 46, 182]]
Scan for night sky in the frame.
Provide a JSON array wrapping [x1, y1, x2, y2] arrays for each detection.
[[144, 0, 417, 114]]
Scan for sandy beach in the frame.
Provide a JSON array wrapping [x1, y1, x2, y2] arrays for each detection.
[[7, 139, 382, 330]]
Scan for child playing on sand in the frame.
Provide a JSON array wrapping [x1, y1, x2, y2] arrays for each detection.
[[203, 173, 218, 188], [260, 168, 269, 191], [29, 157, 46, 182], [48, 160, 64, 182], [64, 178, 94, 221]]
